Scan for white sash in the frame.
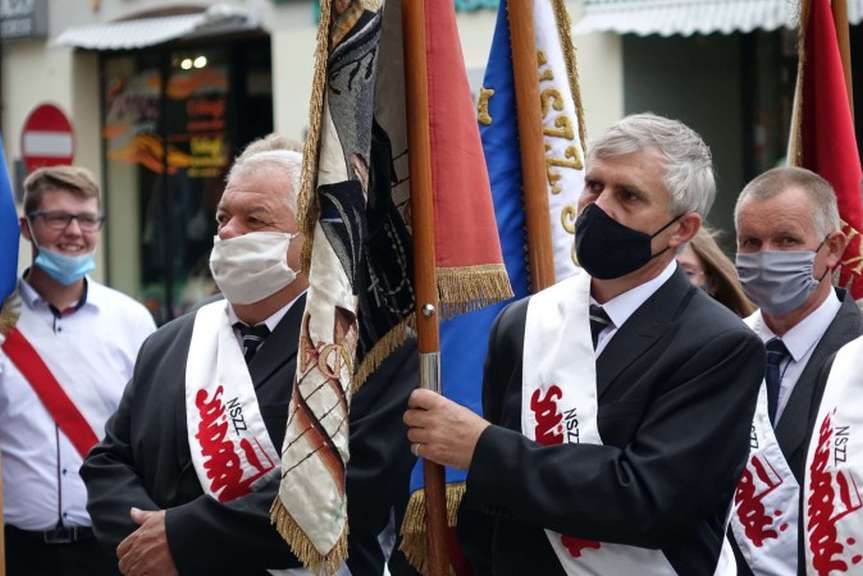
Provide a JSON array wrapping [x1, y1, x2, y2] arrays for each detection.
[[185, 301, 281, 503], [729, 383, 799, 576], [185, 301, 346, 576], [521, 269, 735, 575], [803, 336, 863, 575]]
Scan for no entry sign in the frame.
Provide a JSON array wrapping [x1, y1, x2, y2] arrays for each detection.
[[21, 104, 74, 173]]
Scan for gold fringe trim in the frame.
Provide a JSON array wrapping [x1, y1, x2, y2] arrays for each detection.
[[352, 315, 414, 391], [297, 0, 334, 274], [437, 265, 513, 318], [0, 290, 21, 336], [270, 497, 348, 576], [551, 0, 588, 156], [399, 483, 466, 576], [788, 0, 811, 167]]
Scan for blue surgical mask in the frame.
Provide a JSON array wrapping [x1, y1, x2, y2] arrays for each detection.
[[27, 220, 95, 285], [34, 248, 95, 286]]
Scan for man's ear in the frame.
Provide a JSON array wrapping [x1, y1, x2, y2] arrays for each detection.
[[823, 229, 847, 269], [19, 216, 32, 242], [669, 212, 701, 250]]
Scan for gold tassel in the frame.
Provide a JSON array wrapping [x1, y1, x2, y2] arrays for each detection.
[[398, 483, 466, 576], [551, 0, 588, 155], [0, 290, 21, 337], [270, 497, 349, 576], [437, 264, 514, 318], [297, 0, 335, 274], [352, 315, 415, 391]]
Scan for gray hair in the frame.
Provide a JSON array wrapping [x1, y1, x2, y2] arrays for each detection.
[[734, 166, 841, 238], [588, 113, 715, 218], [227, 149, 302, 214]]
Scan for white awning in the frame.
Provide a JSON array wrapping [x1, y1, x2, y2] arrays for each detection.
[[54, 5, 256, 50], [573, 0, 863, 37]]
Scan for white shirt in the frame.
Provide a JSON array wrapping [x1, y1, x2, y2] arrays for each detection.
[[0, 276, 156, 530], [591, 260, 678, 357], [747, 289, 842, 422]]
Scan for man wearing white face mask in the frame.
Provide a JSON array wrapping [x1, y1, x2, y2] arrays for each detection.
[[1, 165, 155, 576], [728, 166, 863, 576], [81, 137, 418, 576]]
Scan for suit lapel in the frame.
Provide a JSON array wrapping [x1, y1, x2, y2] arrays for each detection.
[[249, 293, 306, 388], [596, 269, 694, 400], [775, 291, 863, 469]]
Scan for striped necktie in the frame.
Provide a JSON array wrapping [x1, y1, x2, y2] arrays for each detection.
[[589, 305, 612, 350], [235, 323, 271, 364]]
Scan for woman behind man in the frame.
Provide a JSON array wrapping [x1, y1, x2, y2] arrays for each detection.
[[677, 227, 755, 317]]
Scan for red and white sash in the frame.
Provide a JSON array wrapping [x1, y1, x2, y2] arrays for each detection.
[[729, 382, 799, 576], [729, 312, 799, 576], [803, 335, 863, 576], [1, 327, 99, 458], [522, 269, 735, 575], [185, 301, 280, 503]]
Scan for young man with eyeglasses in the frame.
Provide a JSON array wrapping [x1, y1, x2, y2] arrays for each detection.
[[0, 165, 155, 576]]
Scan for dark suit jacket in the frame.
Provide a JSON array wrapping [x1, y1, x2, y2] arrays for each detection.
[[731, 288, 863, 576], [81, 294, 418, 575], [457, 268, 765, 575]]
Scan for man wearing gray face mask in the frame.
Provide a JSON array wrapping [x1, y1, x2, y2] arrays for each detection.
[[728, 166, 863, 576], [81, 135, 418, 576]]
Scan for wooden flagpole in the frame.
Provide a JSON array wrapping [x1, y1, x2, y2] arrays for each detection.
[[508, 0, 557, 291], [402, 1, 450, 574], [832, 0, 854, 120]]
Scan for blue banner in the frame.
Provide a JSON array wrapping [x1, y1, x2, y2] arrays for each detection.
[[408, 0, 530, 496], [0, 135, 20, 304]]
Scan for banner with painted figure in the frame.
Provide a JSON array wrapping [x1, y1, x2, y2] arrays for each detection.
[[400, 0, 587, 572], [0, 135, 21, 335], [270, 0, 511, 573]]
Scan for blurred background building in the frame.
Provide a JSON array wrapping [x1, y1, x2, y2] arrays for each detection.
[[2, 0, 862, 323]]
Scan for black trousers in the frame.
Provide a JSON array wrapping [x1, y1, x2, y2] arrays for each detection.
[[5, 525, 119, 576]]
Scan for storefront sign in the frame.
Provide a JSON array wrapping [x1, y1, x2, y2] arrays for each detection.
[[0, 0, 48, 40]]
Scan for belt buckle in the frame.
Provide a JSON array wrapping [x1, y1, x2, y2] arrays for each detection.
[[43, 526, 75, 544]]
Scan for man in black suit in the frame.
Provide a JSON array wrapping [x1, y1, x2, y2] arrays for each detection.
[[404, 113, 765, 575], [81, 141, 417, 575], [729, 167, 863, 576]]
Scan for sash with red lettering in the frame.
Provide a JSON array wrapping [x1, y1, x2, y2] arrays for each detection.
[[522, 269, 735, 576], [803, 335, 863, 576], [729, 381, 798, 576], [185, 301, 281, 503], [1, 327, 99, 458]]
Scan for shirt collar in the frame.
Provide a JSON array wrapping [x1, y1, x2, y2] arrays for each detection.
[[19, 272, 93, 315], [591, 260, 677, 330], [227, 289, 307, 332], [747, 288, 842, 362]]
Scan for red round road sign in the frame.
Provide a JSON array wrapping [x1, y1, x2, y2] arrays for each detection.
[[21, 103, 75, 173]]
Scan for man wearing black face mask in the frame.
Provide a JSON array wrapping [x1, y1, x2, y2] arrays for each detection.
[[404, 113, 765, 575], [728, 166, 863, 576]]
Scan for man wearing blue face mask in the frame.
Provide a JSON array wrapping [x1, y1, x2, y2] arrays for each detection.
[[728, 166, 863, 576], [0, 165, 156, 576]]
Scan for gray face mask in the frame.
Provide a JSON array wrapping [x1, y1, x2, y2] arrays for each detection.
[[735, 244, 828, 317]]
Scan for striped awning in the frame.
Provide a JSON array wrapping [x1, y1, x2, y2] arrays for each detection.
[[573, 0, 863, 37], [54, 5, 255, 50]]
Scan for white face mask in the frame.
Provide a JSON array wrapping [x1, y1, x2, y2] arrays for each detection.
[[209, 231, 298, 305]]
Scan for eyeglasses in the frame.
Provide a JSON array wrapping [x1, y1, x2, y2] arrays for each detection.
[[27, 211, 105, 232]]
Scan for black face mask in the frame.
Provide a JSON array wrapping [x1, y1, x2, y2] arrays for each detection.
[[575, 203, 682, 280]]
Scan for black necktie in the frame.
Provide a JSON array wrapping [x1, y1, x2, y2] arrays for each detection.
[[765, 338, 789, 425], [589, 305, 612, 350], [236, 323, 271, 364]]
